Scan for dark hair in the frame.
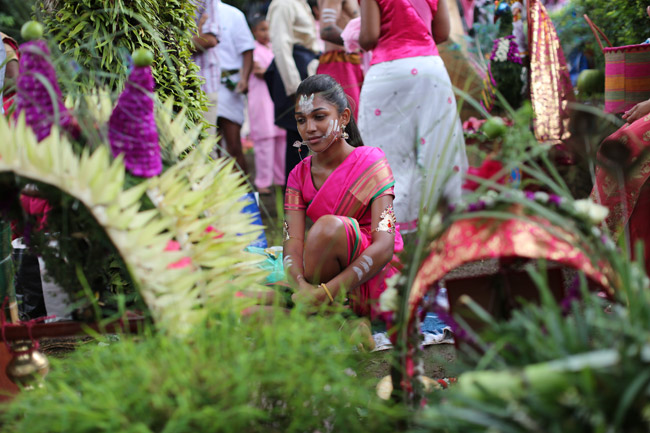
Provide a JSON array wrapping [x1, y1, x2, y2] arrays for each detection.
[[295, 74, 364, 147], [248, 13, 266, 30]]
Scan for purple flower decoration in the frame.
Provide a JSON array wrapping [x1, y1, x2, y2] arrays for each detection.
[[14, 40, 74, 142], [109, 51, 161, 178]]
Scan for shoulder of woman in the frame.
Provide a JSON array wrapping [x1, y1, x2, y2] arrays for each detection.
[[359, 145, 385, 158]]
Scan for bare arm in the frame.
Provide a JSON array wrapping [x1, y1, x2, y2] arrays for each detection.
[[432, 0, 450, 44], [319, 0, 345, 45], [192, 13, 218, 51], [359, 0, 380, 51], [283, 209, 307, 287], [3, 59, 18, 93], [252, 61, 267, 79], [236, 50, 253, 94]]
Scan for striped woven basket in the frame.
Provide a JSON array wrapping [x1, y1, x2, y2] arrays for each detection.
[[584, 15, 650, 114]]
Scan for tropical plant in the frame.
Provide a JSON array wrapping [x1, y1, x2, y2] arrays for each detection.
[[34, 0, 207, 126], [0, 98, 265, 332]]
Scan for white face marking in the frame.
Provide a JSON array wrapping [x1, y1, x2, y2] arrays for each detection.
[[361, 255, 374, 268], [325, 119, 339, 138], [352, 266, 363, 281], [298, 94, 315, 114], [360, 261, 370, 273], [283, 255, 293, 268]]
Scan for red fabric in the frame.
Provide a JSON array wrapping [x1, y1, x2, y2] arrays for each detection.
[[591, 113, 650, 275], [316, 51, 364, 120], [462, 158, 505, 191], [629, 182, 650, 275], [19, 195, 50, 230]]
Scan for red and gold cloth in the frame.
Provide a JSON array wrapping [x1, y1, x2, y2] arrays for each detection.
[[409, 205, 614, 314], [591, 113, 650, 273], [527, 0, 574, 144]]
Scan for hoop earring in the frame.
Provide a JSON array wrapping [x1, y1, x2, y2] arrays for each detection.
[[341, 124, 349, 140]]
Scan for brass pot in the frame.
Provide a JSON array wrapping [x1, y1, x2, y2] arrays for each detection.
[[6, 341, 49, 390]]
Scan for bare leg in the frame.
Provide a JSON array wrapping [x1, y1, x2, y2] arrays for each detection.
[[217, 117, 248, 174], [303, 215, 349, 285]]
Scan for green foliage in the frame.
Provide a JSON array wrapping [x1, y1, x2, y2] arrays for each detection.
[[0, 310, 405, 432], [414, 260, 650, 432], [556, 0, 650, 69], [575, 0, 649, 47], [36, 0, 207, 126], [0, 0, 35, 42]]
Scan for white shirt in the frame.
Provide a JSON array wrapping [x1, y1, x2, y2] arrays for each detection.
[[192, 0, 221, 93], [217, 2, 255, 72], [267, 0, 320, 95]]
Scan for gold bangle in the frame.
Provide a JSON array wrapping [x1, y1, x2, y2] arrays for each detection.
[[319, 283, 334, 303]]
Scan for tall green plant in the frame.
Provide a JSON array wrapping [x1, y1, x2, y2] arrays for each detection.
[[35, 0, 207, 126], [0, 310, 406, 432]]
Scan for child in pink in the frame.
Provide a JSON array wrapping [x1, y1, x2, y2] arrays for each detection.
[[248, 16, 286, 193]]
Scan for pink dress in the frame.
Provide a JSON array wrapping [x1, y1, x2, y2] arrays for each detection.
[[248, 40, 286, 188], [248, 41, 285, 141]]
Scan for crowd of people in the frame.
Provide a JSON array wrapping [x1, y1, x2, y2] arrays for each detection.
[[190, 0, 468, 312], [193, 0, 466, 226]]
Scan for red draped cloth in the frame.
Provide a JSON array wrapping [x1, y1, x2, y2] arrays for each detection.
[[591, 113, 650, 274]]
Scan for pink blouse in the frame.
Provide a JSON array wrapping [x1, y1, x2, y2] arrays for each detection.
[[370, 0, 439, 66]]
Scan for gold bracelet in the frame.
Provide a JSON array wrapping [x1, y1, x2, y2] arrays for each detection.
[[319, 283, 334, 303]]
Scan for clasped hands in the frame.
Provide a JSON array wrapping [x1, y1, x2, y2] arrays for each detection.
[[290, 276, 334, 309]]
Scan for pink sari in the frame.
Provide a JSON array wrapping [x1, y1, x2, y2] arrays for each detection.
[[285, 146, 404, 318]]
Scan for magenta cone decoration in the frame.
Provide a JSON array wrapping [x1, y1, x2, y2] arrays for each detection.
[[13, 39, 74, 142], [108, 51, 161, 178]]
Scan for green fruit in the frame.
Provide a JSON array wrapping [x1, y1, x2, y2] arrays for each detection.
[[132, 48, 154, 67], [482, 116, 507, 139], [577, 69, 604, 96], [21, 21, 43, 41]]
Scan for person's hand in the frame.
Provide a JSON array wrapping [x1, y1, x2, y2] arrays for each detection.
[[253, 62, 267, 79], [291, 279, 324, 307], [235, 77, 249, 94], [622, 99, 650, 123]]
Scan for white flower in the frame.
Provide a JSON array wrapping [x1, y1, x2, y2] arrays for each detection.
[[379, 287, 399, 313], [574, 199, 609, 224], [533, 192, 549, 203], [590, 226, 602, 238], [481, 195, 496, 207], [422, 212, 444, 238]]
